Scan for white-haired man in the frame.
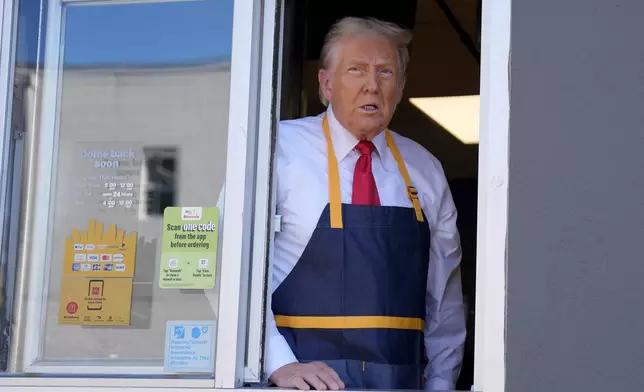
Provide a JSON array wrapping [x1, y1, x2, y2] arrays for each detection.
[[266, 17, 466, 391]]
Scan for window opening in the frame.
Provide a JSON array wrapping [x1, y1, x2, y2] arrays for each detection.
[[278, 0, 481, 389]]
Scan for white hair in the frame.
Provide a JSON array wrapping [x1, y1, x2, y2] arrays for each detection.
[[318, 17, 413, 106]]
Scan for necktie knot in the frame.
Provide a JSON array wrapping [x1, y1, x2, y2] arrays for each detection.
[[355, 140, 376, 156]]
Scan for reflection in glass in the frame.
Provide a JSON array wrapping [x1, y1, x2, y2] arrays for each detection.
[[0, 0, 49, 371], [28, 0, 235, 367], [144, 148, 177, 217]]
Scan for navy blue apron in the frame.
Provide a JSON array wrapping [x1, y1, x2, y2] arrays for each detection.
[[272, 114, 430, 390]]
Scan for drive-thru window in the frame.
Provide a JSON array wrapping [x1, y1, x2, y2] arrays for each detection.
[[0, 0, 509, 391]]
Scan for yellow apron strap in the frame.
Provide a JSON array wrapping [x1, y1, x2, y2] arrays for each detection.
[[322, 114, 424, 227], [322, 115, 343, 228], [385, 130, 425, 223]]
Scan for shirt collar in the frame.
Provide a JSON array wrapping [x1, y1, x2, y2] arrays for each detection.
[[326, 105, 390, 168]]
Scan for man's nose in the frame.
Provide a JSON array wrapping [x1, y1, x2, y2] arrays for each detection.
[[363, 70, 379, 92]]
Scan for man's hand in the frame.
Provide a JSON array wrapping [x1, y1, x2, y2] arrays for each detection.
[[269, 361, 345, 390]]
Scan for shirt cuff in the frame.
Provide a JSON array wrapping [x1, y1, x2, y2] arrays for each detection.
[[265, 334, 299, 379], [425, 377, 453, 391]]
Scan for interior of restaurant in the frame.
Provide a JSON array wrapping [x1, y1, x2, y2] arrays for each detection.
[[278, 0, 481, 388]]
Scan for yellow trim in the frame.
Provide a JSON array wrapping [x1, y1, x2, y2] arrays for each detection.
[[385, 130, 425, 223], [322, 115, 343, 229], [274, 315, 424, 331], [322, 114, 425, 227]]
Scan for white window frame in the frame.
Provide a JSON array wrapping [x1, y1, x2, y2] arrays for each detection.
[[0, 0, 510, 390], [0, 0, 20, 362], [0, 0, 18, 188], [0, 0, 278, 389], [0, 0, 15, 210], [243, 0, 283, 383]]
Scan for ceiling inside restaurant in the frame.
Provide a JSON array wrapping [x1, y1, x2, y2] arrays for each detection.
[[304, 0, 480, 65], [304, 0, 419, 60]]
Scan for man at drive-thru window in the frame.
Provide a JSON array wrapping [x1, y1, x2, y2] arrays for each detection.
[[266, 16, 466, 391]]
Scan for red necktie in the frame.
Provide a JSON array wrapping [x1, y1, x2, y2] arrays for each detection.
[[352, 141, 381, 205]]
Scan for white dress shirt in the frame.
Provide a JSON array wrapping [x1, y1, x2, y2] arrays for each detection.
[[265, 106, 466, 391]]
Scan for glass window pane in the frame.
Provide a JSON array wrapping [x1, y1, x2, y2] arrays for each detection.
[[37, 0, 233, 367], [1, 0, 47, 372]]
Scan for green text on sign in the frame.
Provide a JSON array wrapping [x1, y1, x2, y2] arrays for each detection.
[[159, 207, 218, 289]]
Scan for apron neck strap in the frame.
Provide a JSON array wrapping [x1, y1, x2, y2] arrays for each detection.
[[322, 114, 425, 229], [322, 114, 344, 229]]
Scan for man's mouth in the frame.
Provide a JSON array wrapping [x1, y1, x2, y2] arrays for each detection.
[[360, 104, 379, 113]]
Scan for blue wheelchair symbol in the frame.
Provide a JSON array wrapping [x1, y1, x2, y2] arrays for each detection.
[[174, 326, 185, 339]]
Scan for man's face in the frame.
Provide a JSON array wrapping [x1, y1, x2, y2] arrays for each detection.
[[319, 35, 402, 140]]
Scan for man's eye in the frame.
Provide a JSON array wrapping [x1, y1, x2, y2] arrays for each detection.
[[380, 69, 393, 75], [348, 67, 361, 72]]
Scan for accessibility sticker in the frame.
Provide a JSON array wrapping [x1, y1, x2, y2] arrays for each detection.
[[164, 320, 217, 373]]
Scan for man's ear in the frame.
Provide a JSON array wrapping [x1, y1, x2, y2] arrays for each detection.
[[318, 68, 332, 102]]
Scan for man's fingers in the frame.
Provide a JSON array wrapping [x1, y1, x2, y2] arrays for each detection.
[[316, 369, 341, 390], [322, 366, 344, 388], [272, 363, 344, 390], [291, 376, 311, 391], [327, 368, 345, 389], [301, 373, 328, 390], [312, 361, 331, 371], [311, 362, 344, 389]]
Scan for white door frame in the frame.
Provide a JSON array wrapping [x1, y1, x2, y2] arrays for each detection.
[[472, 0, 511, 390]]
